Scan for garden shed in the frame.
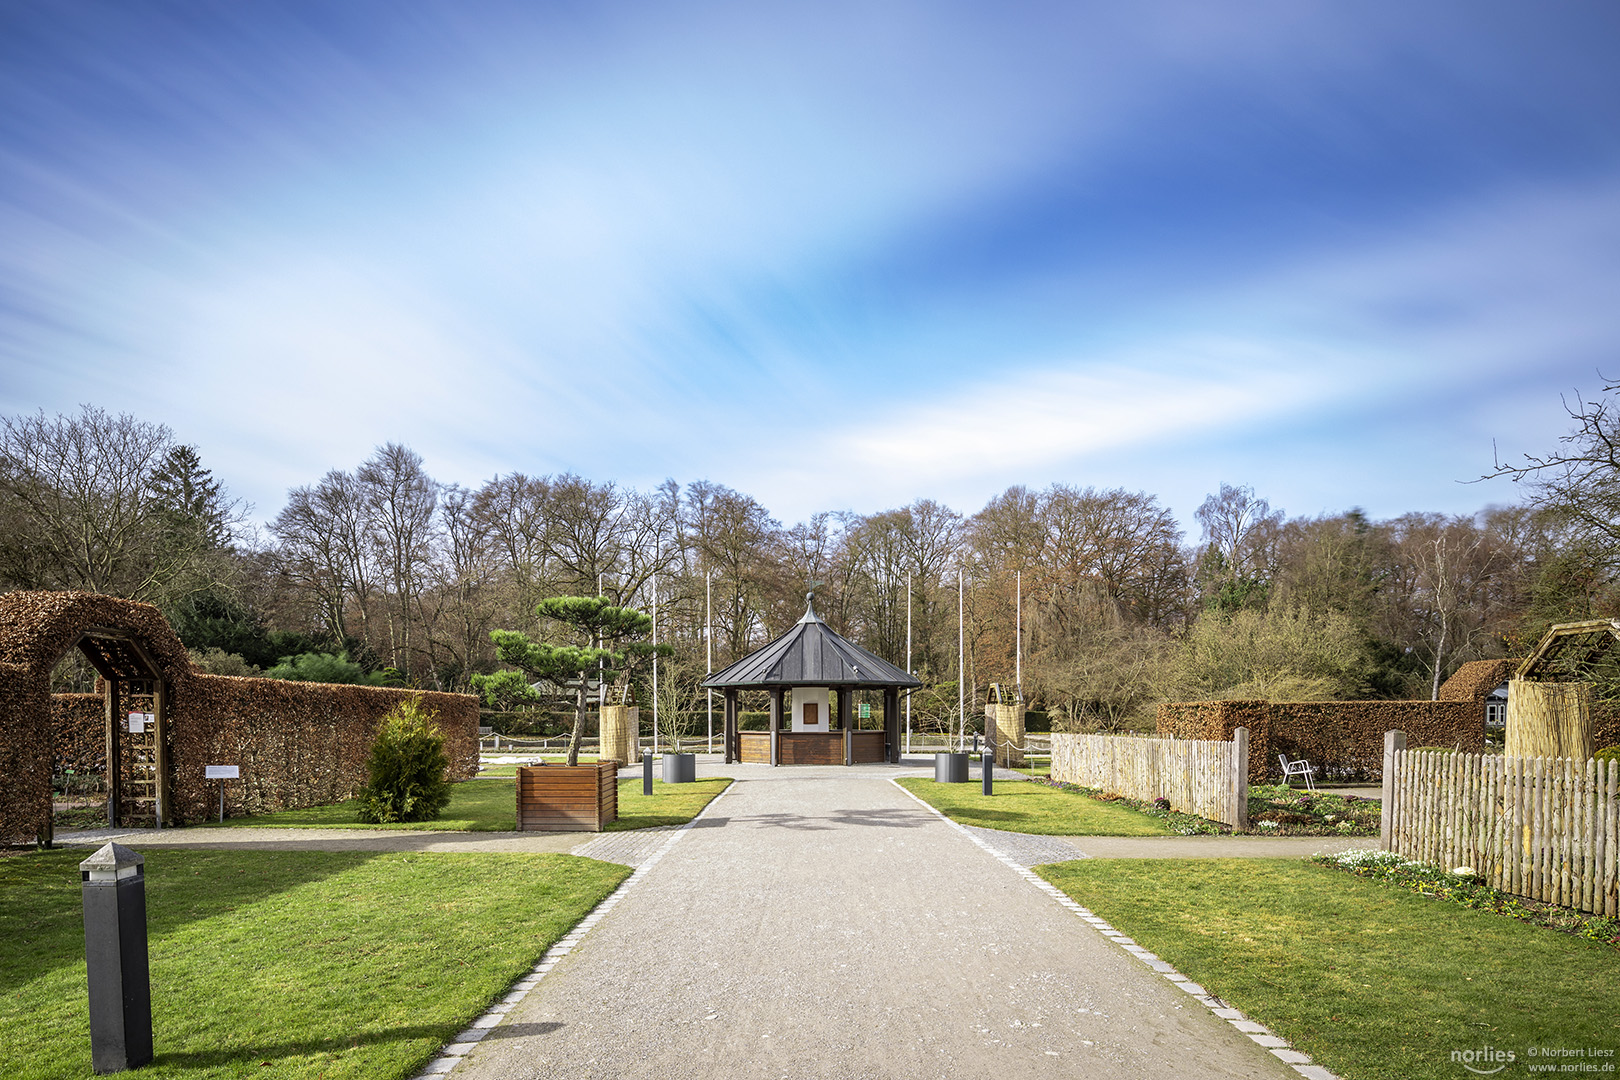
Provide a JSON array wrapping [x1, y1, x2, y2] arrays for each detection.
[[702, 598, 920, 766]]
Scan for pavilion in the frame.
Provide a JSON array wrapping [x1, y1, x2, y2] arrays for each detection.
[[702, 598, 921, 766]]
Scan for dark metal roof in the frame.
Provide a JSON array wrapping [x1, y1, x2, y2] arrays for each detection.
[[702, 600, 921, 690]]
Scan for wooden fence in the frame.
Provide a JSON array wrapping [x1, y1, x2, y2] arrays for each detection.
[[1382, 735, 1619, 916], [1051, 731, 1248, 828]]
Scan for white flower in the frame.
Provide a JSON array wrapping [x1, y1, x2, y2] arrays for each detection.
[[1258, 820, 1279, 830], [1451, 866, 1476, 878]]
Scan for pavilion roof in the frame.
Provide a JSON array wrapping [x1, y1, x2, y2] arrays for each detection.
[[701, 600, 921, 690]]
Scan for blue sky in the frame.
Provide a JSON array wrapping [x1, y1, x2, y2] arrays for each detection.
[[3, 1, 1618, 536]]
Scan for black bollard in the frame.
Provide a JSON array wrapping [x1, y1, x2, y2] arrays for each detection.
[[982, 720, 996, 796], [643, 747, 654, 797], [80, 843, 152, 1074]]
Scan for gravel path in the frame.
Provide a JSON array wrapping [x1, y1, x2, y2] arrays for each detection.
[[448, 773, 1301, 1080]]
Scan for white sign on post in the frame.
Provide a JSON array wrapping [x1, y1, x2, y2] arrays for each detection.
[[126, 712, 152, 733], [204, 765, 240, 780]]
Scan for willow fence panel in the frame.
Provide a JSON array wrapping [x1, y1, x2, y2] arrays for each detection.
[[1384, 747, 1619, 917], [1051, 731, 1248, 828]]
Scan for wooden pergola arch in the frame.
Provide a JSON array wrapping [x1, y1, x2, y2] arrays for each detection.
[[702, 598, 921, 766]]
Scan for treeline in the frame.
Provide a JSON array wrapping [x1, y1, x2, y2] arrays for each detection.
[[3, 385, 1615, 731]]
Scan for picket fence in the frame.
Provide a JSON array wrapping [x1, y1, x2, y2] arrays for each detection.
[[1051, 731, 1248, 828], [1383, 744, 1620, 917]]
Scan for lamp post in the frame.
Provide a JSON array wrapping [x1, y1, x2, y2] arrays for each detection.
[[706, 571, 714, 754], [651, 577, 659, 755], [905, 572, 912, 757], [957, 568, 965, 753]]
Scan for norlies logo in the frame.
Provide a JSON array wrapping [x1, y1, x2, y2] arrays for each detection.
[[1453, 1046, 1517, 1075]]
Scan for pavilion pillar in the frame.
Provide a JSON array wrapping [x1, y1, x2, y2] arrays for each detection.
[[885, 686, 900, 764], [840, 687, 852, 766], [769, 688, 782, 767], [723, 689, 738, 764]]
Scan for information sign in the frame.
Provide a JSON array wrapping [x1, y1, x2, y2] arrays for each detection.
[[858, 703, 871, 719], [204, 765, 240, 780], [126, 712, 152, 733]]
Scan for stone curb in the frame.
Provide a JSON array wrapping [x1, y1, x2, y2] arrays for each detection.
[[407, 780, 737, 1079], [889, 779, 1344, 1080]]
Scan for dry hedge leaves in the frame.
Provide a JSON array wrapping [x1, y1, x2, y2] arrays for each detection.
[[1, 591, 476, 845]]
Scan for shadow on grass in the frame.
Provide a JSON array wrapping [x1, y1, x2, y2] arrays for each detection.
[[0, 849, 380, 1000], [150, 1019, 567, 1071]]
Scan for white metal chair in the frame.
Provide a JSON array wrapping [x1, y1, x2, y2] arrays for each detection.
[[1278, 754, 1316, 791]]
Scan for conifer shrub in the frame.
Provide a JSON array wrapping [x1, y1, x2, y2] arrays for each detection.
[[1595, 745, 1620, 764], [357, 697, 452, 823]]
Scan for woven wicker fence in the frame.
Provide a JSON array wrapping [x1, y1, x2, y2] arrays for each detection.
[[1382, 741, 1619, 917], [1052, 731, 1249, 828]]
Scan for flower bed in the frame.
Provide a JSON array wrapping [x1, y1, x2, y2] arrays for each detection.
[[1246, 784, 1379, 836], [1314, 849, 1620, 950]]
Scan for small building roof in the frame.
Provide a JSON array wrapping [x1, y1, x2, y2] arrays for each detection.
[[1517, 619, 1620, 681], [702, 598, 921, 691]]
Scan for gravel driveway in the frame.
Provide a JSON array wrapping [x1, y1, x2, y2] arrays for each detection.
[[448, 770, 1303, 1080]]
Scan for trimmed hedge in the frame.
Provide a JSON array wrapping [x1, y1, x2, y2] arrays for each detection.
[[0, 591, 477, 844], [1157, 698, 1484, 782]]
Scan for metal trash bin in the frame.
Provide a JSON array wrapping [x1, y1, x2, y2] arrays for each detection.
[[934, 752, 969, 783], [662, 752, 696, 784]]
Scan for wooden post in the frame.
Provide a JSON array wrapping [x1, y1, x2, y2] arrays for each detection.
[[1381, 730, 1405, 851], [103, 677, 121, 828], [152, 679, 170, 827], [1507, 679, 1592, 760], [1232, 727, 1249, 830]]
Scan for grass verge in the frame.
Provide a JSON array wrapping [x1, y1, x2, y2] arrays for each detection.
[[193, 776, 730, 833], [196, 776, 520, 831], [1037, 858, 1620, 1080], [605, 778, 730, 831], [897, 778, 1174, 835], [1, 848, 628, 1080]]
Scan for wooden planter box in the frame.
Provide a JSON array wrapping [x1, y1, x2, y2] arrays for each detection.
[[517, 761, 618, 832]]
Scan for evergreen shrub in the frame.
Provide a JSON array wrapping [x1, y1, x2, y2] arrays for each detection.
[[357, 697, 452, 823]]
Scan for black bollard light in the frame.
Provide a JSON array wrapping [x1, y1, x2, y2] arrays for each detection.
[[80, 842, 152, 1074], [982, 719, 997, 796], [643, 745, 654, 797]]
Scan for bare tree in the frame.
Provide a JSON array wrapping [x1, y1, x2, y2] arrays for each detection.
[[0, 406, 239, 602], [359, 443, 440, 675]]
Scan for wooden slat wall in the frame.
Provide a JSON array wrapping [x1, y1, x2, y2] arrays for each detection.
[[1386, 749, 1618, 916], [516, 761, 618, 832], [1051, 732, 1245, 827], [735, 731, 886, 765]]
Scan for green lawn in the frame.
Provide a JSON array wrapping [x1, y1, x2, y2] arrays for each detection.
[[0, 848, 628, 1080], [605, 778, 730, 831], [897, 777, 1175, 835], [1038, 858, 1620, 1080], [199, 776, 521, 831], [198, 776, 730, 833]]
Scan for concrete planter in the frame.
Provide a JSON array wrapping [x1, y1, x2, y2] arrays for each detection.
[[935, 752, 969, 783], [662, 752, 696, 784]]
